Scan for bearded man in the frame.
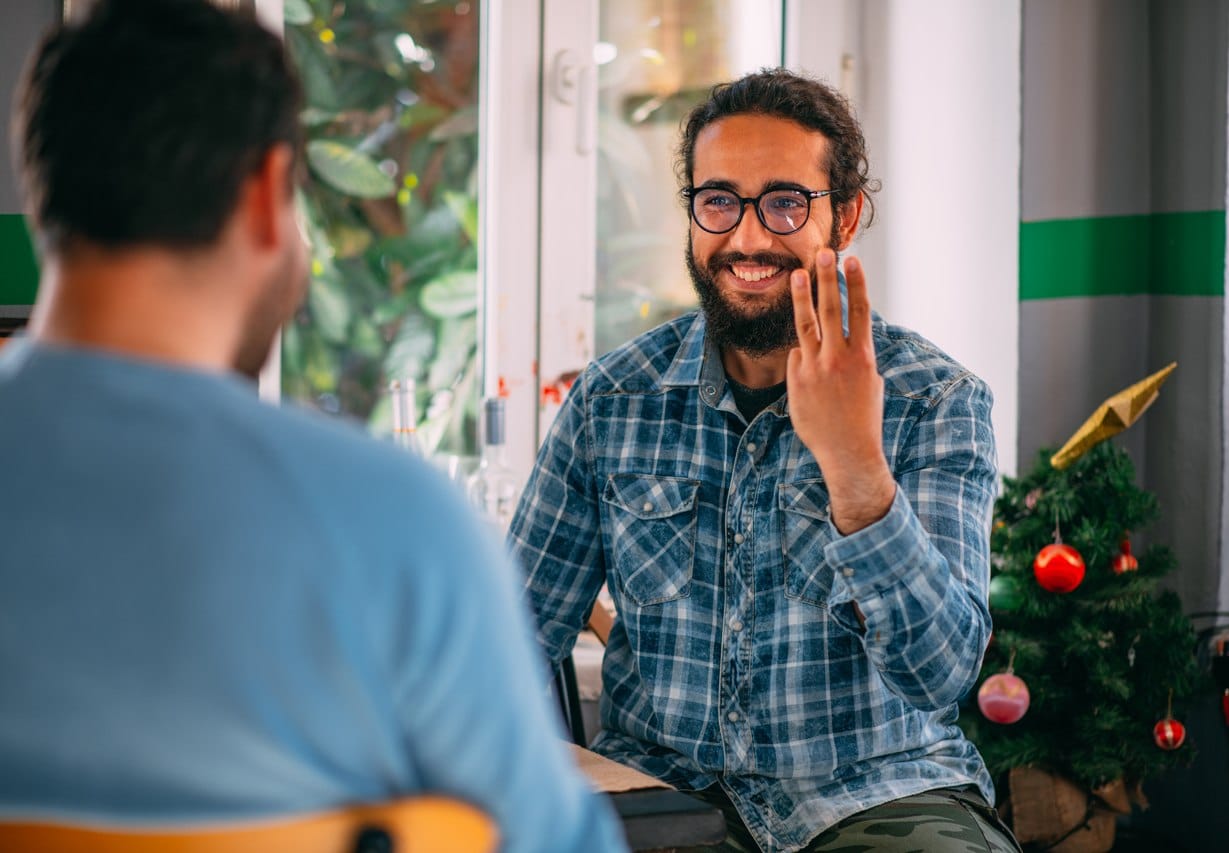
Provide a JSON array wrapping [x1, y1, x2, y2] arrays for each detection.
[[509, 69, 1020, 853]]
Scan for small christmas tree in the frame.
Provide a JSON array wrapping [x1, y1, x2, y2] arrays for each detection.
[[962, 366, 1206, 851]]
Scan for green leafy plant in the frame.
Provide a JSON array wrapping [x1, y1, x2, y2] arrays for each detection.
[[283, 0, 481, 453]]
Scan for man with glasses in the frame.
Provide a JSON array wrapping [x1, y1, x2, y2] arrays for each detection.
[[510, 70, 1019, 852]]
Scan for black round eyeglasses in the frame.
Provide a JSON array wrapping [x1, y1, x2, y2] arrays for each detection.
[[683, 186, 841, 235]]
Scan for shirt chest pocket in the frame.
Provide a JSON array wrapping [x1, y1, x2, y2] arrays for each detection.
[[602, 474, 699, 606], [778, 479, 837, 608]]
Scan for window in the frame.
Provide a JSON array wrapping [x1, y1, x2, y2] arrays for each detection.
[[283, 0, 482, 456]]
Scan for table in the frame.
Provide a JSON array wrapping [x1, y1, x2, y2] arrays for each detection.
[[571, 744, 727, 851], [611, 788, 728, 851]]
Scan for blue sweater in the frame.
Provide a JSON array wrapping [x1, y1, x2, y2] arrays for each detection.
[[0, 339, 625, 853]]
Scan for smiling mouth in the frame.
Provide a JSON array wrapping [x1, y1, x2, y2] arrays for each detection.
[[729, 263, 783, 284]]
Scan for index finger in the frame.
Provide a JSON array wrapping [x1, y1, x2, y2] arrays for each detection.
[[789, 268, 820, 359]]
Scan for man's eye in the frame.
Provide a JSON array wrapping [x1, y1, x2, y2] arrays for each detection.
[[701, 194, 736, 208], [767, 195, 806, 211]]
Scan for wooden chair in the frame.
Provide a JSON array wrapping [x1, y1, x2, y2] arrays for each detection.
[[0, 796, 497, 853]]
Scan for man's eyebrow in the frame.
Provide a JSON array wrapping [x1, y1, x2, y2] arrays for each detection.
[[762, 179, 813, 193], [692, 178, 813, 194], [693, 179, 739, 192]]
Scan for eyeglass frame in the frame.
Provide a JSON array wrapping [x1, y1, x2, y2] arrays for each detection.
[[681, 184, 843, 236]]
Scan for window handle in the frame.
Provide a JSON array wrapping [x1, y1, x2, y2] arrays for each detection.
[[549, 49, 596, 156]]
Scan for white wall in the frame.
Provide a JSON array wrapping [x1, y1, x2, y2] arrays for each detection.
[[790, 0, 1021, 476]]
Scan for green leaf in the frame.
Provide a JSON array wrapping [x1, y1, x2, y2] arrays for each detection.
[[281, 317, 303, 376], [286, 31, 340, 112], [370, 289, 418, 325], [307, 140, 396, 199], [427, 315, 477, 389], [420, 270, 477, 319], [326, 222, 373, 258], [302, 329, 338, 393], [283, 0, 313, 26], [300, 107, 337, 127], [349, 316, 385, 360], [308, 271, 351, 343], [443, 191, 479, 245], [384, 311, 434, 381], [428, 106, 479, 142]]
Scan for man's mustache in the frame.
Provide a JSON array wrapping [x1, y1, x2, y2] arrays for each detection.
[[704, 251, 804, 277]]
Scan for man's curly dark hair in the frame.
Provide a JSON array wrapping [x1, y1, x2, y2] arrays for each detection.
[[676, 68, 879, 233]]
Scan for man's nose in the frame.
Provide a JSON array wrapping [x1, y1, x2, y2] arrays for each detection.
[[726, 202, 775, 254]]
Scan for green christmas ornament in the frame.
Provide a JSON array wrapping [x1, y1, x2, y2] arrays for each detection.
[[988, 574, 1024, 612]]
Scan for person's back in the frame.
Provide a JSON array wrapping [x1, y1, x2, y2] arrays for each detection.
[[0, 2, 624, 850], [0, 340, 595, 836]]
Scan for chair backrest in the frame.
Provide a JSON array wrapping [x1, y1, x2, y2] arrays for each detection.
[[0, 796, 497, 853]]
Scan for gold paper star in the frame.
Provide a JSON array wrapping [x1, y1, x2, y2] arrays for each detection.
[[1050, 362, 1177, 470]]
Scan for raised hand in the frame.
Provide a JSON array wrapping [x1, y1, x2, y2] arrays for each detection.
[[786, 248, 896, 534]]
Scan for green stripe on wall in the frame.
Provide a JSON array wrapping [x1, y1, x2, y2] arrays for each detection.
[[1020, 210, 1225, 300], [0, 214, 39, 305]]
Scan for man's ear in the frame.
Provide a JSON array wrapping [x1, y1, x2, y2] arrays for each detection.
[[240, 144, 297, 250], [834, 191, 865, 250]]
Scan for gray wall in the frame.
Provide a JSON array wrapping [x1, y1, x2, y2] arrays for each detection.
[[1021, 0, 1226, 613], [1022, 0, 1228, 847]]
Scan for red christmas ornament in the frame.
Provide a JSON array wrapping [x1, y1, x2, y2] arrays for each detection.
[[1153, 718, 1186, 750], [1034, 543, 1085, 593], [1154, 689, 1187, 750], [978, 652, 1031, 724], [1112, 538, 1139, 574]]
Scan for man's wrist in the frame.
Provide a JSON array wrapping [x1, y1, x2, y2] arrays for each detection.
[[827, 471, 897, 535]]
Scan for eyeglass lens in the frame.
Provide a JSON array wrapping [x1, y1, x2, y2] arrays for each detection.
[[692, 188, 812, 235]]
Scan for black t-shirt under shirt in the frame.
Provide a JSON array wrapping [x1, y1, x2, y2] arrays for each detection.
[[726, 376, 786, 422]]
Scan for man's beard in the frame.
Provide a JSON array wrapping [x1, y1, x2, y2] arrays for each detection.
[[686, 243, 809, 356]]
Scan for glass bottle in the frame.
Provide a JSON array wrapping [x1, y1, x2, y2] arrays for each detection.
[[467, 397, 520, 528], [388, 377, 425, 455]]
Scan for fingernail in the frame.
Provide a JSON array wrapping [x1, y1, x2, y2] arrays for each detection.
[[845, 256, 860, 273], [818, 250, 835, 268], [791, 269, 808, 288]]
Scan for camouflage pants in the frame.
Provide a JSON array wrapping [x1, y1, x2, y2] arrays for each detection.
[[679, 785, 1023, 853]]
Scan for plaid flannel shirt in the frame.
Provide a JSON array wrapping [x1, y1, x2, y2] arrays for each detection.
[[510, 309, 997, 852]]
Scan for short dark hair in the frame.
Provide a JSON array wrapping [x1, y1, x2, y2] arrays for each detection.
[[677, 68, 878, 230], [12, 0, 303, 255]]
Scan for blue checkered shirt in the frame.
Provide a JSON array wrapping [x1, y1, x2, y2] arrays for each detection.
[[509, 310, 997, 852]]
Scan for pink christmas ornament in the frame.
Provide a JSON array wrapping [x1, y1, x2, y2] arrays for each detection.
[[978, 670, 1031, 725]]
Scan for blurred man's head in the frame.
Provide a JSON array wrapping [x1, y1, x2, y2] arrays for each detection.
[[12, 0, 307, 375], [676, 69, 876, 355]]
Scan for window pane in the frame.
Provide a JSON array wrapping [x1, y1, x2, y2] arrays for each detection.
[[595, 0, 781, 355], [283, 0, 481, 455]]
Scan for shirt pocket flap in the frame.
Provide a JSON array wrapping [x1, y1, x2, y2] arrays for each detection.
[[777, 479, 830, 522], [605, 474, 699, 520]]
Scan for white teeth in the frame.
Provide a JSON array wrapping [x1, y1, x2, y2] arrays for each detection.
[[732, 267, 781, 282]]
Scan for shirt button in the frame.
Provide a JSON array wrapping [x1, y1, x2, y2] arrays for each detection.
[[704, 385, 717, 396], [733, 533, 745, 544], [730, 620, 744, 632], [727, 711, 740, 722], [843, 567, 855, 578], [642, 502, 653, 512], [746, 442, 757, 453]]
